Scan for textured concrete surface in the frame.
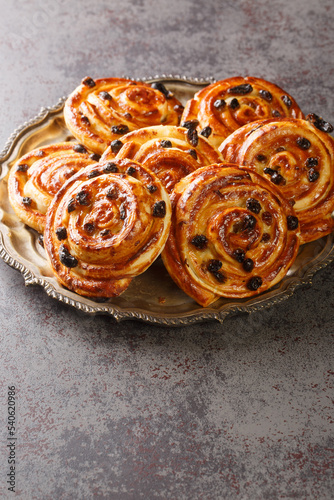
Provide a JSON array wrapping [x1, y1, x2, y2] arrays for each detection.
[[0, 0, 334, 498]]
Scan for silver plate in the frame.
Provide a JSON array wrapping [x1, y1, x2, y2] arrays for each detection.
[[1, 75, 334, 326]]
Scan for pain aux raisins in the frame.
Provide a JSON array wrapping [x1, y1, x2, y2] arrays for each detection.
[[111, 124, 129, 135], [73, 144, 88, 154], [152, 200, 166, 218], [191, 234, 208, 249], [55, 227, 67, 240], [110, 140, 123, 154], [228, 83, 253, 95], [59, 244, 78, 268]]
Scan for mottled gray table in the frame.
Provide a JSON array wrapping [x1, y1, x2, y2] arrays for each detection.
[[0, 1, 333, 498]]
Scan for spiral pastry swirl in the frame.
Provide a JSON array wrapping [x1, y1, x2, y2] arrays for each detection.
[[44, 158, 171, 298], [8, 142, 97, 233], [64, 77, 184, 155], [161, 163, 300, 307], [219, 118, 334, 244], [181, 76, 304, 149], [101, 125, 222, 193]]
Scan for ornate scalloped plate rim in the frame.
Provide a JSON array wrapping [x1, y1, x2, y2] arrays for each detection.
[[0, 75, 334, 326]]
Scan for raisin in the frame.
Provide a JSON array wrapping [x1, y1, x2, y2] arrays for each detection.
[[76, 190, 90, 205], [82, 76, 96, 87], [119, 203, 126, 220], [81, 115, 90, 125], [55, 227, 67, 240], [261, 233, 271, 242], [256, 154, 267, 162], [22, 196, 32, 206], [246, 198, 261, 214], [212, 271, 226, 283], [259, 89, 272, 102], [99, 91, 112, 100], [200, 126, 212, 137], [229, 98, 240, 109], [103, 162, 118, 173], [17, 164, 29, 172], [308, 168, 319, 182], [272, 110, 281, 117], [263, 167, 276, 176], [84, 222, 95, 234], [188, 149, 197, 160], [262, 211, 273, 225], [87, 169, 100, 179], [111, 124, 129, 135], [152, 200, 166, 217], [38, 234, 44, 247], [110, 140, 123, 154], [73, 144, 87, 154], [187, 127, 198, 147], [36, 150, 45, 157], [287, 215, 299, 230], [106, 187, 118, 199], [207, 259, 222, 272], [160, 139, 172, 148], [296, 137, 311, 150], [281, 95, 292, 108], [67, 198, 76, 212], [243, 258, 254, 272], [247, 276, 262, 291], [89, 153, 101, 162], [242, 214, 257, 230], [147, 185, 157, 193], [191, 234, 208, 249], [306, 157, 318, 168], [228, 83, 253, 95], [100, 229, 110, 237], [306, 113, 334, 134], [181, 119, 199, 130], [59, 244, 78, 268], [233, 248, 245, 263], [150, 82, 172, 99], [271, 172, 285, 185], [213, 99, 226, 109], [126, 166, 136, 176]]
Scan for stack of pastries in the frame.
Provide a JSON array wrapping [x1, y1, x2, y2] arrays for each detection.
[[7, 75, 334, 306]]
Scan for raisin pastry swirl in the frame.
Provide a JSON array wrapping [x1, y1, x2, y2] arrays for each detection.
[[161, 163, 300, 307], [44, 158, 171, 298], [101, 125, 222, 193], [181, 76, 304, 149], [64, 77, 184, 155], [219, 117, 334, 244], [8, 142, 98, 233]]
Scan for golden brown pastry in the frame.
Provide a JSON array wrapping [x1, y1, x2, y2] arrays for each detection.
[[181, 76, 304, 149], [162, 163, 300, 307], [64, 77, 184, 155], [44, 158, 171, 298], [7, 142, 97, 233], [219, 116, 334, 244], [101, 125, 222, 193]]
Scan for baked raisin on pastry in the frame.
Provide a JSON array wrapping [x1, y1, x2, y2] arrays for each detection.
[[64, 77, 184, 155], [8, 142, 97, 233], [44, 158, 171, 298], [181, 76, 304, 149], [161, 163, 300, 307], [101, 125, 222, 193], [219, 117, 334, 244]]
